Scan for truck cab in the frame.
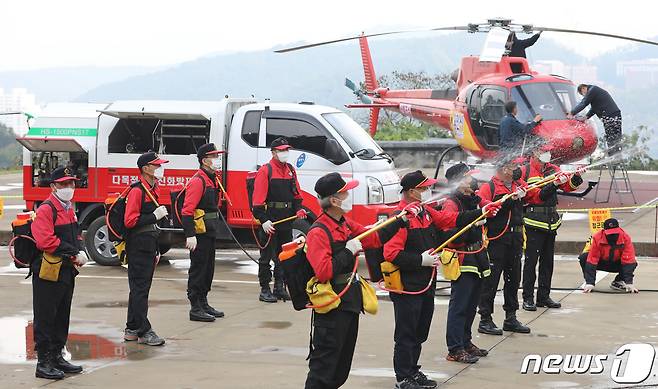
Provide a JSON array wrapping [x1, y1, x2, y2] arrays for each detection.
[[19, 99, 402, 266]]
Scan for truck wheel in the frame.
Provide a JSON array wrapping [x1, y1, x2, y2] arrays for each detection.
[[292, 218, 311, 240], [84, 216, 119, 266], [158, 244, 171, 256]]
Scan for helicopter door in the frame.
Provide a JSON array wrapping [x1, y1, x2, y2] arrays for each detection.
[[478, 87, 507, 148]]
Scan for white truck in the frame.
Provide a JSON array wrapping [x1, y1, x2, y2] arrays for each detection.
[[18, 99, 402, 265]]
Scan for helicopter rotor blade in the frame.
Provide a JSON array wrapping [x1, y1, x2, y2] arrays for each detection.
[[533, 26, 658, 46], [274, 26, 470, 53]]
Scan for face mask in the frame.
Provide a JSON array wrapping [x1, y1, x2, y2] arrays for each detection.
[[338, 194, 353, 213], [538, 152, 551, 163], [512, 168, 522, 181], [56, 187, 74, 202], [211, 158, 222, 170], [153, 167, 165, 179], [420, 189, 432, 202], [469, 179, 479, 192], [277, 151, 290, 163]]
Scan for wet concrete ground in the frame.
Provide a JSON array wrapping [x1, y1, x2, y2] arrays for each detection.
[[0, 248, 657, 388]]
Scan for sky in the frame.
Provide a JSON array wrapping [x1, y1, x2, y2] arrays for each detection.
[[2, 0, 657, 72]]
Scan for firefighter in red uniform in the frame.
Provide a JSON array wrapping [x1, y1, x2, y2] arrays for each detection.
[[442, 164, 491, 364], [123, 152, 169, 346], [521, 146, 583, 311], [478, 158, 539, 335], [580, 218, 638, 294], [305, 172, 412, 389], [182, 143, 225, 322], [252, 137, 305, 303], [31, 167, 86, 379], [383, 170, 498, 388]]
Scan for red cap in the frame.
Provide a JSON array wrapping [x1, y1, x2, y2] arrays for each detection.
[[338, 180, 359, 192], [415, 177, 438, 188]]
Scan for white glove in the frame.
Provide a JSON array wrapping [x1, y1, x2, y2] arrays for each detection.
[[514, 187, 526, 199], [582, 284, 594, 293], [186, 236, 197, 251], [420, 249, 438, 267], [553, 173, 569, 186], [624, 284, 639, 293], [153, 205, 168, 220], [345, 238, 363, 255], [262, 220, 276, 235], [474, 219, 487, 227], [74, 250, 89, 267]]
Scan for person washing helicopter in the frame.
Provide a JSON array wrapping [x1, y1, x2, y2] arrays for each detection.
[[499, 101, 542, 152], [568, 84, 623, 155]]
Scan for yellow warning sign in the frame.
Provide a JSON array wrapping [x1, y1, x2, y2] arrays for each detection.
[[588, 208, 611, 234]]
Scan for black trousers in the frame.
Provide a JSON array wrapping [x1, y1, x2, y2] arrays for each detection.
[[601, 114, 622, 153], [578, 255, 629, 283], [126, 233, 157, 336], [390, 290, 435, 381], [188, 234, 216, 301], [522, 228, 556, 302], [258, 228, 291, 287], [305, 309, 359, 389], [32, 270, 75, 353], [479, 239, 522, 317], [446, 272, 483, 353]]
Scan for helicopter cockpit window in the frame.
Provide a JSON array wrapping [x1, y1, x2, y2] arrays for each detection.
[[480, 89, 506, 124], [511, 82, 577, 122], [108, 118, 210, 155]]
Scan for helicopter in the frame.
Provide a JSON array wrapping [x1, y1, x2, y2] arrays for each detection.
[[276, 18, 658, 164]]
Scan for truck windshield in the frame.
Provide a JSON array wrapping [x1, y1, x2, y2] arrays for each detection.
[[510, 82, 577, 122], [322, 112, 384, 159]]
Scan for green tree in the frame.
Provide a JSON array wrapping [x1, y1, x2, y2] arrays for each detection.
[[0, 123, 21, 169], [622, 126, 658, 170]]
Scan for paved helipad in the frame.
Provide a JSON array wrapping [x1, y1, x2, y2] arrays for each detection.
[[0, 248, 656, 388]]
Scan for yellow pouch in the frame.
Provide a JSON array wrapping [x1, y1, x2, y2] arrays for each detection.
[[114, 241, 127, 265], [306, 276, 341, 314], [440, 250, 461, 281], [360, 278, 378, 315], [194, 209, 206, 234], [39, 252, 63, 282], [522, 225, 527, 250], [380, 261, 403, 291]]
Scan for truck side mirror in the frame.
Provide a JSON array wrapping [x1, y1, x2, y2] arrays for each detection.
[[324, 139, 348, 165]]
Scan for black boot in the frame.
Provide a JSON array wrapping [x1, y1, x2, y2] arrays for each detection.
[[50, 349, 82, 374], [259, 285, 277, 303], [478, 316, 503, 336], [272, 280, 290, 302], [522, 298, 537, 311], [503, 311, 531, 333], [189, 297, 216, 322], [536, 297, 561, 309], [200, 295, 224, 318], [35, 351, 64, 380]]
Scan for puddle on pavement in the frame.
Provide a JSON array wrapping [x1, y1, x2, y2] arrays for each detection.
[[534, 334, 566, 338], [538, 381, 580, 388], [168, 257, 257, 276], [258, 321, 292, 329], [251, 346, 308, 357], [0, 316, 170, 365], [85, 299, 187, 308], [546, 307, 583, 315], [350, 367, 448, 379]]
